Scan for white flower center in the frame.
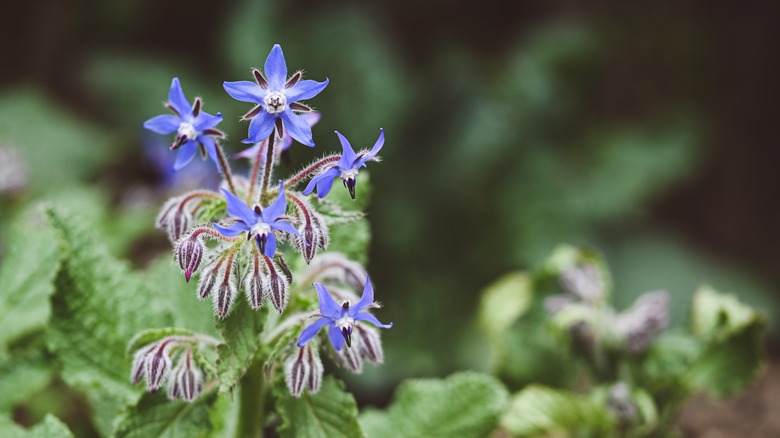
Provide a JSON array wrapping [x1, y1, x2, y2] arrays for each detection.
[[250, 222, 271, 237], [335, 315, 355, 330], [341, 168, 358, 181], [178, 122, 198, 140], [264, 91, 287, 114]]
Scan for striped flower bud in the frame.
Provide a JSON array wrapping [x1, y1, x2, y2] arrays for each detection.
[[130, 345, 155, 385], [285, 347, 310, 397], [305, 345, 324, 394], [244, 249, 265, 309], [145, 341, 173, 391], [355, 324, 384, 364], [289, 193, 329, 263], [263, 256, 290, 313], [176, 233, 204, 282], [335, 339, 363, 374], [213, 252, 238, 319], [616, 291, 670, 353]]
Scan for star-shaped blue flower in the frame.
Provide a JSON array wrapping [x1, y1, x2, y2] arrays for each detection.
[[297, 276, 393, 351], [143, 78, 224, 171], [213, 181, 302, 257], [303, 129, 384, 199], [224, 44, 328, 147], [235, 112, 321, 161]]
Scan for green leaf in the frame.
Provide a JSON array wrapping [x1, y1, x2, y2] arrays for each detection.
[[0, 206, 62, 351], [215, 299, 266, 393], [0, 414, 74, 438], [0, 349, 54, 412], [277, 377, 363, 438], [43, 206, 182, 434], [687, 285, 766, 398], [500, 386, 614, 437], [112, 391, 222, 438], [0, 90, 111, 194], [360, 372, 508, 438], [477, 271, 531, 370]]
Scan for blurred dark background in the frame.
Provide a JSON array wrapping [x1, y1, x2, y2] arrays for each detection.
[[2, 0, 780, 405]]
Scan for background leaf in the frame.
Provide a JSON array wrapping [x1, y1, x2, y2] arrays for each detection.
[[214, 300, 266, 394], [112, 391, 222, 438], [277, 377, 363, 438], [0, 414, 74, 438]]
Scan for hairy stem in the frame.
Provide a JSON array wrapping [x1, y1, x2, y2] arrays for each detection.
[[246, 141, 264, 203], [260, 133, 276, 200], [285, 155, 341, 189], [215, 144, 237, 194], [236, 359, 266, 438]]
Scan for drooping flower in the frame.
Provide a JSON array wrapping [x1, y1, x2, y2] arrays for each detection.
[[143, 78, 225, 171], [303, 129, 384, 199], [235, 112, 321, 161], [297, 276, 392, 351], [212, 181, 303, 258], [224, 44, 328, 146]]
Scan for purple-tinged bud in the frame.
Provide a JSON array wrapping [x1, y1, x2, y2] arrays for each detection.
[[305, 345, 323, 394], [290, 194, 329, 264], [213, 253, 238, 319], [178, 352, 203, 402], [130, 345, 155, 385], [303, 253, 365, 291], [355, 325, 384, 364], [616, 291, 670, 353], [0, 146, 28, 196], [176, 234, 204, 282], [544, 295, 576, 315], [607, 383, 637, 423], [197, 266, 218, 300], [244, 250, 265, 309], [167, 369, 181, 401], [560, 264, 603, 304], [145, 342, 173, 391], [170, 208, 192, 243], [263, 256, 290, 313], [335, 339, 363, 374], [285, 347, 310, 398]]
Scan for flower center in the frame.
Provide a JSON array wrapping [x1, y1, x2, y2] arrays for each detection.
[[178, 122, 198, 140], [335, 315, 355, 330], [264, 91, 287, 114], [340, 168, 358, 181], [250, 222, 271, 237]]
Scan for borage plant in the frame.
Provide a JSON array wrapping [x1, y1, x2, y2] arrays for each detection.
[[138, 44, 392, 432]]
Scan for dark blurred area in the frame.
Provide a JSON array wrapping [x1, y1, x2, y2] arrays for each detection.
[[2, 0, 780, 410]]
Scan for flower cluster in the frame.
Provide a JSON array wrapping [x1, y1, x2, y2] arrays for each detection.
[[138, 44, 393, 400]]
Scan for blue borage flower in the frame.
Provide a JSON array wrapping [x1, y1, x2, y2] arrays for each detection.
[[144, 78, 225, 171], [297, 276, 392, 351], [235, 112, 321, 161], [303, 129, 384, 199], [224, 44, 328, 147], [212, 181, 303, 257]]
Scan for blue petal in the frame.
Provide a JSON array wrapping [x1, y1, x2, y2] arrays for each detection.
[[173, 142, 198, 170], [271, 220, 302, 239], [297, 318, 332, 347], [328, 324, 345, 351], [302, 167, 339, 198], [279, 135, 293, 151], [213, 221, 249, 237], [335, 131, 358, 168], [314, 282, 343, 319], [169, 78, 192, 115], [285, 79, 329, 102], [223, 81, 264, 104], [221, 188, 257, 225], [301, 111, 321, 127], [280, 110, 314, 147], [194, 112, 223, 131], [198, 135, 222, 173], [263, 180, 287, 222], [355, 312, 393, 329], [264, 44, 288, 90], [245, 110, 277, 144], [349, 274, 374, 316], [144, 114, 179, 135], [263, 233, 277, 257], [358, 128, 385, 167]]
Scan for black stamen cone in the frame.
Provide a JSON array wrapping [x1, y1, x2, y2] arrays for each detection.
[[256, 234, 267, 255], [346, 178, 356, 200], [341, 327, 352, 348]]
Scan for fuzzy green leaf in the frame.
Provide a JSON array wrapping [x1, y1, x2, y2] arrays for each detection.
[[277, 377, 362, 438], [500, 385, 614, 437], [215, 299, 266, 393], [0, 349, 54, 412], [0, 414, 74, 438], [113, 391, 222, 438], [360, 372, 508, 438], [0, 207, 62, 351]]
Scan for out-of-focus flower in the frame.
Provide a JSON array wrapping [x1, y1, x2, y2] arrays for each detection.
[[303, 129, 384, 199], [143, 78, 225, 171], [212, 181, 302, 258], [235, 112, 321, 161], [297, 275, 392, 351], [224, 44, 328, 146], [616, 290, 670, 353], [0, 145, 28, 196]]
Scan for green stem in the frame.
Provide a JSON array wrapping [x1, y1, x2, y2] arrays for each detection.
[[236, 359, 266, 438], [259, 132, 276, 202]]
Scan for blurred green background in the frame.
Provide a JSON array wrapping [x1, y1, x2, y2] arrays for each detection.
[[2, 0, 779, 412]]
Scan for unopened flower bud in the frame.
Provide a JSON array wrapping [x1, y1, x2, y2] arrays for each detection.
[[263, 256, 290, 313], [335, 339, 363, 374], [130, 345, 154, 385], [560, 264, 603, 304], [305, 346, 323, 393], [290, 195, 329, 264], [0, 146, 28, 196], [285, 347, 310, 398], [244, 250, 265, 309], [197, 266, 218, 300], [145, 342, 173, 391], [355, 325, 384, 364], [167, 370, 181, 401], [213, 253, 238, 319], [607, 382, 637, 423], [178, 352, 203, 402], [303, 253, 365, 290], [176, 234, 203, 282], [616, 291, 670, 353]]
